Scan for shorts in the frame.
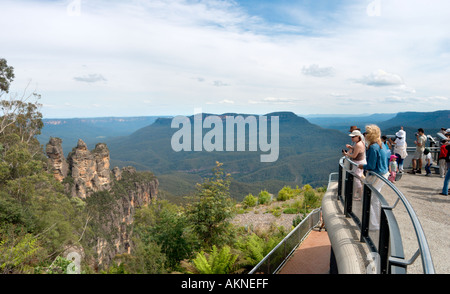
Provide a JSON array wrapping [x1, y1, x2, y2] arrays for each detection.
[[413, 150, 424, 160]]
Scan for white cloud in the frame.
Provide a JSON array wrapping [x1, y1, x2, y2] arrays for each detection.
[[330, 93, 348, 97], [73, 74, 107, 83], [1, 0, 450, 117], [355, 70, 404, 87], [391, 84, 416, 94], [219, 99, 234, 104], [248, 97, 301, 105], [302, 64, 335, 77], [213, 80, 230, 87]]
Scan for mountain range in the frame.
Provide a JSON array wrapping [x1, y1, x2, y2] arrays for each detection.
[[38, 110, 449, 203]]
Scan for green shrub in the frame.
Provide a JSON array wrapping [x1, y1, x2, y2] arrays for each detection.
[[237, 233, 282, 267], [317, 185, 327, 193], [257, 190, 271, 205], [303, 190, 320, 208], [189, 245, 239, 274], [302, 184, 313, 192], [292, 214, 304, 227], [242, 194, 257, 208], [282, 207, 299, 214], [277, 186, 294, 201]]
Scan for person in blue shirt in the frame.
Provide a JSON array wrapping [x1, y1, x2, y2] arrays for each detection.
[[358, 125, 389, 179], [358, 124, 390, 230]]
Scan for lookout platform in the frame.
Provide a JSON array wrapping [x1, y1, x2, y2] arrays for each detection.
[[277, 170, 450, 274]]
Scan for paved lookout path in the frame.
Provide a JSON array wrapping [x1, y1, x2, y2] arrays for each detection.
[[278, 170, 449, 274]]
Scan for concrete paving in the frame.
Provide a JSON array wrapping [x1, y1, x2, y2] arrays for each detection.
[[380, 171, 450, 274], [278, 230, 331, 274]]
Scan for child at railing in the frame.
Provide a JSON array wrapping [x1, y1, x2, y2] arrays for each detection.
[[388, 155, 399, 183], [424, 148, 432, 176]]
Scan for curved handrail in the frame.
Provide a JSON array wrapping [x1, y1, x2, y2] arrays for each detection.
[[339, 156, 435, 274]]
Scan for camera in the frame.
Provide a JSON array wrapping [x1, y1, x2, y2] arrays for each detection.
[[386, 135, 396, 140]]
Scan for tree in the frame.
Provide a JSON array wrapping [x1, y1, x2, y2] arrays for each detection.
[[187, 162, 236, 249], [1, 58, 43, 148], [134, 200, 195, 270], [0, 59, 85, 273], [0, 58, 15, 95]]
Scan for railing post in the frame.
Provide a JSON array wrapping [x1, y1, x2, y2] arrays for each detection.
[[360, 185, 371, 242], [338, 163, 343, 201], [378, 209, 390, 274], [344, 172, 354, 217]]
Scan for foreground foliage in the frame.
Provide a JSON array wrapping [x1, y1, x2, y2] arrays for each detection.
[[0, 58, 324, 274]]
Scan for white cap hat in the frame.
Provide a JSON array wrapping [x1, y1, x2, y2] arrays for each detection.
[[396, 130, 406, 138], [349, 130, 363, 137]]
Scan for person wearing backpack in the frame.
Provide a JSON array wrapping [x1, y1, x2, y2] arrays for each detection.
[[439, 140, 448, 178], [440, 140, 450, 196]]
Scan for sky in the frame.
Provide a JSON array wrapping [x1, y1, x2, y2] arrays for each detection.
[[1, 0, 450, 118]]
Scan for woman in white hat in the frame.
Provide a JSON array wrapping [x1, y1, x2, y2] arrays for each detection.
[[389, 127, 408, 172], [343, 129, 366, 200]]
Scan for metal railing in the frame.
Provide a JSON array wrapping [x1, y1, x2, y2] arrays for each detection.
[[248, 208, 322, 274], [337, 156, 435, 274]]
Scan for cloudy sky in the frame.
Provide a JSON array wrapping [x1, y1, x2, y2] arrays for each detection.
[[1, 0, 449, 118]]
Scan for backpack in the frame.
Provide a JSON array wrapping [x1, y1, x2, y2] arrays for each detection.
[[445, 145, 450, 162], [440, 145, 448, 159]]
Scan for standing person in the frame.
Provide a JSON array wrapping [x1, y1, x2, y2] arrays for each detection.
[[347, 126, 360, 148], [439, 140, 450, 196], [381, 135, 392, 167], [388, 155, 399, 183], [424, 148, 432, 176], [349, 126, 358, 133], [358, 125, 389, 230], [409, 128, 427, 174], [390, 128, 408, 173], [438, 140, 448, 178], [343, 130, 366, 200]]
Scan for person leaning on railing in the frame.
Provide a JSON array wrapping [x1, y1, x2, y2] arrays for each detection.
[[343, 129, 366, 200], [357, 124, 389, 230]]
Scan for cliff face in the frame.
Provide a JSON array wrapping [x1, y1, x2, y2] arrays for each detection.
[[45, 137, 68, 182], [92, 167, 159, 267], [64, 139, 111, 199], [45, 137, 158, 269]]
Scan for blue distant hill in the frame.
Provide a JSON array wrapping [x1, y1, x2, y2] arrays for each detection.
[[38, 116, 168, 155], [38, 110, 448, 203]]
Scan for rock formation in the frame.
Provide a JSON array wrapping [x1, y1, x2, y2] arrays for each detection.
[[45, 137, 68, 182], [64, 139, 111, 199], [45, 137, 159, 270]]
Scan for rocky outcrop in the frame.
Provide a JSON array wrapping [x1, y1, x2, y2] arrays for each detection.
[[65, 139, 111, 199], [45, 137, 68, 182], [93, 167, 159, 267], [45, 137, 159, 270]]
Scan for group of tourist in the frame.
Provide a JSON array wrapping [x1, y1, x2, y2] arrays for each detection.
[[341, 124, 450, 230], [342, 124, 450, 197]]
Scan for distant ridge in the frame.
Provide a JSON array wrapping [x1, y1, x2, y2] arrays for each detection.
[[378, 110, 450, 129], [105, 111, 348, 200]]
